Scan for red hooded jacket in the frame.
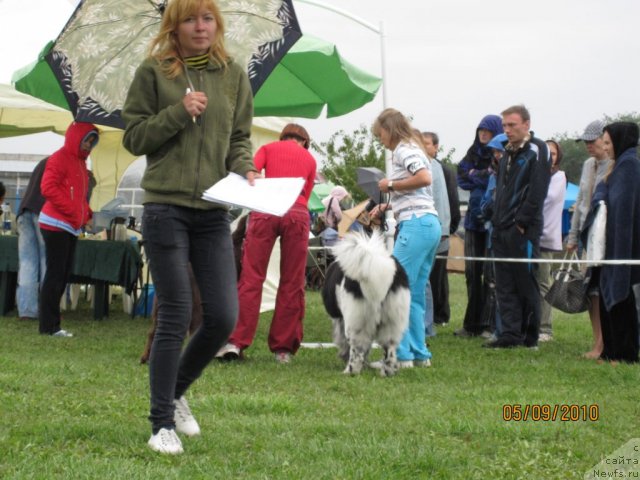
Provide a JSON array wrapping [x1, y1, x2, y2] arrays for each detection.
[[40, 122, 97, 232]]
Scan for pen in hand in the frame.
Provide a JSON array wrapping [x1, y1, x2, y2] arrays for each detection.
[[185, 88, 196, 124]]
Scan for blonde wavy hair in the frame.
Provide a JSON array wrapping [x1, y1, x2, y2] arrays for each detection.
[[372, 108, 425, 153], [149, 0, 229, 78]]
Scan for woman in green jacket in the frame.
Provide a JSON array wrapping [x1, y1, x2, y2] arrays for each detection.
[[122, 0, 258, 455]]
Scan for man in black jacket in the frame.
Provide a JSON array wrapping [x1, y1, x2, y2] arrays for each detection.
[[484, 105, 550, 349]]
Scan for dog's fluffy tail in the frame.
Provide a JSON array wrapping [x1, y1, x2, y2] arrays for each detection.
[[331, 230, 396, 303]]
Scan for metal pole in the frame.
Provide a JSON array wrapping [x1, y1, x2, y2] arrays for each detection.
[[378, 20, 392, 177], [378, 20, 388, 112], [375, 21, 395, 249]]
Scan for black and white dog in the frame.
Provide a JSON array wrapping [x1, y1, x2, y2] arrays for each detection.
[[321, 230, 410, 376]]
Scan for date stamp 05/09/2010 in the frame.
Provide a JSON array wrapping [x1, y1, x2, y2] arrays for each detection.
[[502, 403, 600, 422]]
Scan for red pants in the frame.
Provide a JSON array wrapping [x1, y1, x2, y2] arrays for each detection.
[[229, 204, 309, 353]]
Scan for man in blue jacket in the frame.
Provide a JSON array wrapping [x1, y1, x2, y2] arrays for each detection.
[[484, 105, 550, 349]]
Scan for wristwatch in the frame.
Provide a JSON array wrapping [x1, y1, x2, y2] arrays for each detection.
[[388, 181, 394, 191]]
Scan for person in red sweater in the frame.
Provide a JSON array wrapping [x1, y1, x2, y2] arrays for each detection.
[[217, 124, 317, 363], [38, 122, 99, 337]]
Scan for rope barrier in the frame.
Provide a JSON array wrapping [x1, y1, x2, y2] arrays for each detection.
[[437, 255, 640, 266], [310, 245, 640, 266]]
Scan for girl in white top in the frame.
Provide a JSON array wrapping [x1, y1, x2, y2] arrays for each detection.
[[371, 108, 441, 367], [537, 140, 568, 340]]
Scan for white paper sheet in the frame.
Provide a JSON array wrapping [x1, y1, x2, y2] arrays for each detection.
[[202, 173, 305, 216]]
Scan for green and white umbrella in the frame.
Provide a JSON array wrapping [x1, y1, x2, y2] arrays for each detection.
[[14, 34, 382, 125], [254, 34, 382, 118]]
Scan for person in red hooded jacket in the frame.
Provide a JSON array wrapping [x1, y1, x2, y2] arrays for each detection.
[[38, 121, 99, 337]]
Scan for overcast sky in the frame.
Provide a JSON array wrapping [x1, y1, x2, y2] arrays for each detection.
[[2, 0, 640, 160]]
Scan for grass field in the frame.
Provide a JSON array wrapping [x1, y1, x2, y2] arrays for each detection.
[[1, 274, 638, 479]]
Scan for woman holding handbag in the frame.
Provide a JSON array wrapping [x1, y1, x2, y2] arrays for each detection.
[[567, 120, 612, 359]]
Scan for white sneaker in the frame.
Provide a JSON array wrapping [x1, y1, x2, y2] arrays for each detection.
[[174, 396, 201, 437], [398, 360, 414, 369], [479, 330, 493, 340], [414, 359, 432, 368], [538, 333, 553, 342], [52, 329, 73, 338], [275, 351, 291, 364], [215, 343, 240, 360], [148, 428, 183, 454]]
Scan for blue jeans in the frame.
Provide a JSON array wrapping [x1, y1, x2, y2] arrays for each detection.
[[393, 214, 441, 361], [17, 211, 46, 318], [142, 204, 238, 433]]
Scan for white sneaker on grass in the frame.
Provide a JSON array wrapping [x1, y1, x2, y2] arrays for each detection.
[[215, 343, 241, 360], [398, 360, 414, 369], [174, 396, 201, 437], [52, 329, 73, 337], [414, 359, 432, 368], [148, 428, 183, 454], [274, 351, 292, 364]]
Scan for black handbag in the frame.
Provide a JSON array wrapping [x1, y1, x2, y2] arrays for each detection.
[[544, 252, 588, 314]]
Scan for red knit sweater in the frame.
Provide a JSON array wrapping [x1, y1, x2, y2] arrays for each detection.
[[254, 140, 317, 207]]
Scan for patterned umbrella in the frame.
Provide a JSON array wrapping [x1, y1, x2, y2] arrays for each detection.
[[44, 0, 301, 128]]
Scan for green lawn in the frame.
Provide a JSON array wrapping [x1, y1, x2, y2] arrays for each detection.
[[1, 274, 638, 479]]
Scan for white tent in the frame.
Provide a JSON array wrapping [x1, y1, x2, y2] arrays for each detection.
[[0, 83, 288, 210], [0, 83, 136, 210], [0, 83, 287, 312], [0, 83, 72, 137]]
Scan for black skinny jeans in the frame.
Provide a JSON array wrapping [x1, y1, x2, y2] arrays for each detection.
[[143, 204, 238, 433], [462, 230, 489, 333], [39, 229, 77, 334]]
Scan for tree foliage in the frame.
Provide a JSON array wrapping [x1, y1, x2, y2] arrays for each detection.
[[312, 125, 386, 203], [551, 133, 588, 184], [313, 112, 640, 198], [552, 112, 640, 185], [312, 124, 457, 203]]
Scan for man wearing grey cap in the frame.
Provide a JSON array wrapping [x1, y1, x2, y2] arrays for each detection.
[[566, 119, 612, 359]]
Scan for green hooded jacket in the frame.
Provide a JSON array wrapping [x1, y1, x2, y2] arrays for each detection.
[[122, 57, 255, 209]]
